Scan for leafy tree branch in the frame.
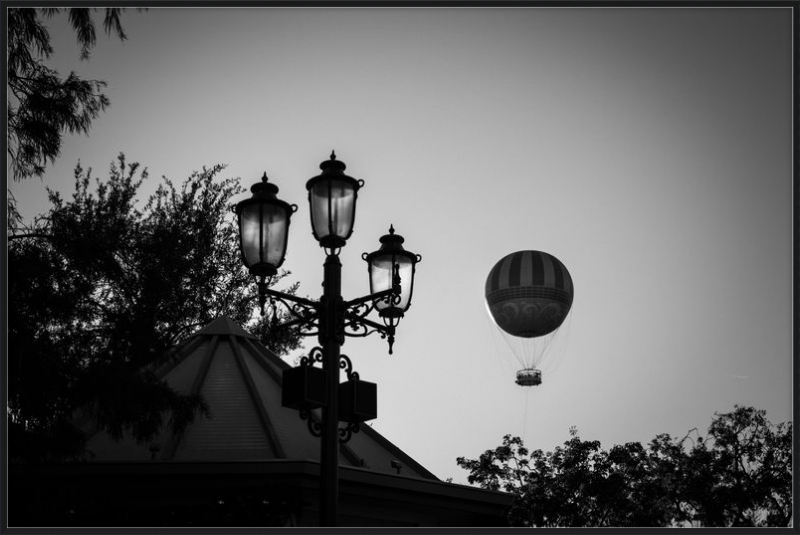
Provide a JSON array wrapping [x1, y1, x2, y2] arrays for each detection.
[[7, 7, 141, 181]]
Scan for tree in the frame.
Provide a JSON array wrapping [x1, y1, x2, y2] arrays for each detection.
[[456, 431, 677, 527], [457, 406, 792, 527], [7, 8, 136, 181], [677, 406, 793, 526], [8, 154, 303, 462]]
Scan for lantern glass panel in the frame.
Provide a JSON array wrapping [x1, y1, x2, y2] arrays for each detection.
[[371, 253, 414, 312], [309, 179, 356, 242], [239, 202, 289, 269]]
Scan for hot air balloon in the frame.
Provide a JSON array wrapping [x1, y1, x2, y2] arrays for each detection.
[[485, 250, 574, 386]]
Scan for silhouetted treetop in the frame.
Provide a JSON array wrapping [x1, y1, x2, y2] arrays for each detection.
[[457, 405, 791, 527], [9, 154, 303, 462]]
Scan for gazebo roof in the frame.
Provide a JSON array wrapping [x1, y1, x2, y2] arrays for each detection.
[[83, 316, 438, 481]]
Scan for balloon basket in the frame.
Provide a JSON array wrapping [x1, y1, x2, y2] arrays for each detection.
[[516, 368, 542, 386]]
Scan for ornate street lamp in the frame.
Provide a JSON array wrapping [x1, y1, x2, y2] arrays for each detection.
[[234, 173, 297, 315], [363, 225, 422, 328], [306, 151, 364, 252], [236, 153, 420, 527]]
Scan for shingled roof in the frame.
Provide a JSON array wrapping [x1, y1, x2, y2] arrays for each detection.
[[83, 316, 438, 481]]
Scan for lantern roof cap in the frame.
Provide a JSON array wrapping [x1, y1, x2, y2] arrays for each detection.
[[364, 225, 421, 265], [249, 172, 279, 196], [379, 225, 404, 246], [307, 152, 364, 193], [319, 150, 346, 173]]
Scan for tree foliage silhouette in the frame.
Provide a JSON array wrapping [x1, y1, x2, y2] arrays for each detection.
[[457, 405, 791, 527], [8, 154, 303, 462], [7, 8, 137, 180]]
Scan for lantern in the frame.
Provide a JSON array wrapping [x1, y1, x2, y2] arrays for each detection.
[[235, 173, 297, 277], [362, 226, 421, 327], [306, 152, 364, 251]]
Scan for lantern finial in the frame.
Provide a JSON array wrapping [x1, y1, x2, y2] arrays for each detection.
[[330, 150, 337, 160]]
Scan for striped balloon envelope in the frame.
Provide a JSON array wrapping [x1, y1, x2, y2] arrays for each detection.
[[485, 250, 574, 338]]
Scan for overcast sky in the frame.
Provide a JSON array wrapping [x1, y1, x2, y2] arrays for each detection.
[[8, 6, 793, 484]]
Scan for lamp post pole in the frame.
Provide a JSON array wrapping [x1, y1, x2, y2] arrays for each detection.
[[235, 153, 421, 527], [320, 253, 342, 526]]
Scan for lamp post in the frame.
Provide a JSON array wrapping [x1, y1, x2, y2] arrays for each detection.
[[235, 152, 421, 527]]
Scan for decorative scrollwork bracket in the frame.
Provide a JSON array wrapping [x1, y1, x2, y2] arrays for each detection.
[[339, 353, 359, 381], [338, 422, 360, 444], [300, 346, 324, 368], [261, 288, 321, 336], [300, 409, 323, 438]]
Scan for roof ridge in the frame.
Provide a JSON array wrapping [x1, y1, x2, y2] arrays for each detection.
[[229, 337, 286, 458], [193, 316, 257, 339]]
